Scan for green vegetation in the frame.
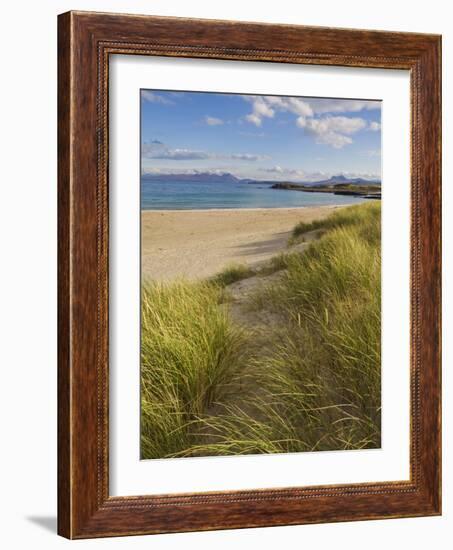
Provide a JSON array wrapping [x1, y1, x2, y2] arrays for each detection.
[[140, 280, 250, 458], [210, 255, 296, 284], [210, 262, 255, 286], [290, 202, 380, 245], [260, 253, 292, 275], [141, 202, 381, 458], [221, 202, 381, 453]]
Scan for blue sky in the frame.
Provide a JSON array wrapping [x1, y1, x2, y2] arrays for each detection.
[[141, 90, 381, 181]]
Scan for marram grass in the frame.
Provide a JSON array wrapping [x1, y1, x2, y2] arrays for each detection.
[[210, 262, 255, 287], [141, 202, 381, 459], [140, 280, 250, 458]]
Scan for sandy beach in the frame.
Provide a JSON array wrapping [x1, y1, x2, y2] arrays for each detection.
[[141, 206, 342, 281]]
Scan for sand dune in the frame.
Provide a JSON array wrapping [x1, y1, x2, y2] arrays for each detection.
[[141, 206, 342, 281]]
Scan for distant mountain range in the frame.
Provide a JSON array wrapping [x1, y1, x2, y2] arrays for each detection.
[[141, 172, 381, 186]]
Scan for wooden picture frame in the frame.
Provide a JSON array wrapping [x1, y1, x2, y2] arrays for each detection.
[[58, 10, 441, 539]]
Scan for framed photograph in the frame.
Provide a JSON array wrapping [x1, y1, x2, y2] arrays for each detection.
[[58, 11, 441, 539]]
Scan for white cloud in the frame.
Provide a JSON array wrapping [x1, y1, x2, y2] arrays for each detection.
[[142, 168, 239, 176], [151, 148, 211, 160], [141, 91, 173, 105], [317, 133, 353, 148], [259, 165, 307, 178], [297, 115, 367, 149], [261, 165, 284, 174], [243, 95, 312, 127], [253, 99, 275, 118], [306, 99, 381, 114], [282, 97, 313, 117], [295, 116, 306, 128], [242, 95, 378, 125], [245, 113, 263, 127], [231, 153, 268, 161], [142, 140, 212, 160], [242, 95, 379, 148], [243, 97, 275, 126], [205, 116, 224, 126], [340, 171, 381, 180], [302, 115, 367, 135], [142, 140, 268, 161]]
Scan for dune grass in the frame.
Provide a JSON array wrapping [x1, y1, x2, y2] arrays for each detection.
[[141, 202, 381, 458], [289, 201, 378, 245], [260, 203, 381, 450], [209, 256, 292, 287], [258, 252, 295, 275], [210, 262, 255, 287], [140, 280, 251, 458], [198, 202, 381, 454]]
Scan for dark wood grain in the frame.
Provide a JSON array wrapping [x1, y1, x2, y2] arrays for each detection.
[[57, 11, 71, 538], [57, 10, 442, 539]]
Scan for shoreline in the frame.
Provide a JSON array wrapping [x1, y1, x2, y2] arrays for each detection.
[[141, 204, 345, 213], [141, 205, 343, 281]]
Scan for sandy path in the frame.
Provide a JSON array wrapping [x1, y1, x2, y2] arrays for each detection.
[[141, 206, 340, 281]]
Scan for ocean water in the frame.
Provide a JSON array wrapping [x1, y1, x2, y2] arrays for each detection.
[[141, 180, 366, 210]]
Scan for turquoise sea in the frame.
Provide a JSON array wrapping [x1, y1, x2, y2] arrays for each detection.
[[141, 179, 366, 210]]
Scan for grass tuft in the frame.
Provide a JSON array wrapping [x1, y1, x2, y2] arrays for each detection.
[[141, 280, 250, 458], [211, 262, 255, 287], [289, 203, 377, 246]]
